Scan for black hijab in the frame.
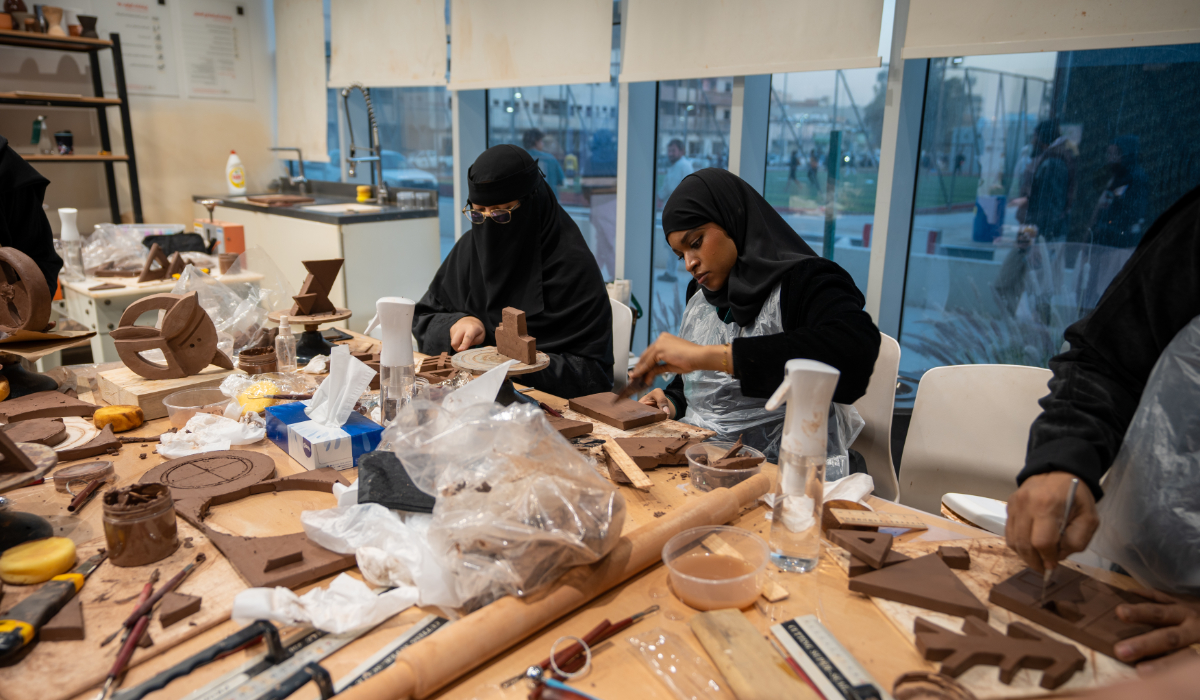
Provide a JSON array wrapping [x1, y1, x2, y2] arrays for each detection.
[[663, 168, 816, 326], [425, 145, 612, 362]]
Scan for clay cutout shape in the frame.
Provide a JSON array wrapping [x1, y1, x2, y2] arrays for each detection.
[[0, 427, 37, 474], [849, 553, 989, 621], [938, 546, 971, 570], [0, 390, 97, 423], [495, 307, 537, 365], [137, 243, 186, 283], [94, 262, 142, 277], [137, 628, 153, 648], [0, 246, 52, 332], [914, 617, 1086, 690], [110, 292, 234, 380], [55, 425, 121, 461], [350, 351, 381, 390], [988, 567, 1154, 659], [830, 529, 894, 570], [568, 392, 669, 431], [41, 597, 84, 641], [2, 417, 67, 446], [289, 259, 343, 317], [264, 550, 303, 572], [157, 591, 201, 628], [88, 282, 126, 291], [708, 454, 766, 470], [139, 451, 277, 521], [417, 352, 456, 383], [613, 436, 702, 470], [848, 550, 912, 577], [549, 415, 593, 440]]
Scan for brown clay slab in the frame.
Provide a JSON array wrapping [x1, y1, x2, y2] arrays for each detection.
[[549, 415, 592, 439], [849, 553, 989, 621], [88, 282, 126, 291], [0, 391, 97, 423], [157, 591, 201, 628], [937, 545, 971, 570], [613, 436, 701, 469], [3, 418, 67, 446], [55, 425, 120, 462], [848, 549, 912, 577], [568, 392, 668, 431], [830, 529, 894, 569], [915, 617, 1085, 690], [40, 597, 84, 641]]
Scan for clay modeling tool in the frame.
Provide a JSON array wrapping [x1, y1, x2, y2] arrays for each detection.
[[332, 615, 450, 693], [0, 550, 107, 661], [101, 568, 160, 648], [613, 373, 650, 402], [67, 477, 107, 512], [95, 613, 152, 700], [827, 508, 929, 531], [121, 553, 205, 629], [1042, 477, 1079, 601], [538, 401, 563, 418], [771, 615, 892, 700]]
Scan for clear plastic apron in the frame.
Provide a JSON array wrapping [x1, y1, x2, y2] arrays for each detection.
[[1091, 314, 1200, 596]]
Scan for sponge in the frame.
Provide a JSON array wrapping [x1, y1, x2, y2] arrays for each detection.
[[0, 537, 77, 584]]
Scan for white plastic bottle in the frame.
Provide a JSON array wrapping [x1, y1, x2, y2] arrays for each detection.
[[225, 150, 247, 195], [58, 207, 84, 280], [364, 297, 417, 425], [275, 316, 297, 373]]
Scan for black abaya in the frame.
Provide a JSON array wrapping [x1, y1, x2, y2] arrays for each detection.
[[0, 136, 63, 295]]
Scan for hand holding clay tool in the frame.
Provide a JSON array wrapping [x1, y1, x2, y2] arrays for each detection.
[[101, 568, 160, 648], [0, 551, 108, 661], [614, 372, 650, 402], [1041, 477, 1080, 601]]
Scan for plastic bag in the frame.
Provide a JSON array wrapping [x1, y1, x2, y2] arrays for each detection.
[[221, 247, 296, 315], [171, 265, 268, 358], [219, 372, 319, 415], [82, 223, 145, 274], [1091, 314, 1200, 596], [627, 628, 735, 700], [827, 403, 865, 481]]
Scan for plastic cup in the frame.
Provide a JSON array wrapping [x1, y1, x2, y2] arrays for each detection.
[[662, 525, 769, 611], [162, 388, 230, 428], [686, 441, 765, 492]]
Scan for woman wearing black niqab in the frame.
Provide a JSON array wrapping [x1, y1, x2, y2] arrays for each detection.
[[629, 168, 879, 459], [414, 145, 614, 398]]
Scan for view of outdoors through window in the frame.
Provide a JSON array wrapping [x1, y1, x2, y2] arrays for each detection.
[[898, 45, 1200, 388], [487, 83, 620, 282]]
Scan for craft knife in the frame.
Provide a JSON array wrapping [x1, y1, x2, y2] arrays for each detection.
[[0, 550, 108, 661], [1041, 477, 1079, 601]]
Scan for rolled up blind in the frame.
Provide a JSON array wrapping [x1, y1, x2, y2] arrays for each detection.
[[328, 0, 447, 87], [275, 0, 328, 162]]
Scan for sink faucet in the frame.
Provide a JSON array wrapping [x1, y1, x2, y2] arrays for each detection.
[[269, 147, 309, 195], [340, 83, 390, 205]]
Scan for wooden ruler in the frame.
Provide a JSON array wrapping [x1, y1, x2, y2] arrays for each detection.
[[829, 508, 928, 531], [602, 438, 653, 489], [689, 609, 820, 700]]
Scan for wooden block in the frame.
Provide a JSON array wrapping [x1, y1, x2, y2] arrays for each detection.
[[601, 439, 653, 490], [762, 579, 789, 603], [40, 597, 84, 641], [568, 392, 668, 430], [688, 609, 819, 700], [97, 365, 243, 420]]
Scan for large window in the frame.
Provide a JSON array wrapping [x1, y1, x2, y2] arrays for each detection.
[[766, 68, 887, 294], [898, 45, 1200, 383], [487, 83, 620, 281]]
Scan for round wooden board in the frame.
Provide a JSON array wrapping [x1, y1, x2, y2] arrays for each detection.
[[267, 309, 352, 326], [451, 346, 550, 376]]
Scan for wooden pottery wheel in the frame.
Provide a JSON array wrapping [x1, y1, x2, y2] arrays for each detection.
[[451, 346, 550, 376], [267, 309, 352, 365]]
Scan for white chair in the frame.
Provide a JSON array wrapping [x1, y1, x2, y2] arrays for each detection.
[[898, 364, 1053, 514], [610, 297, 632, 394], [850, 333, 901, 502]]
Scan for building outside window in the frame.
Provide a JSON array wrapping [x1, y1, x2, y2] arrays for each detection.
[[898, 45, 1200, 390]]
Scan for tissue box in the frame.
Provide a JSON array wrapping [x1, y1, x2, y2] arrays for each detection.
[[265, 401, 383, 471]]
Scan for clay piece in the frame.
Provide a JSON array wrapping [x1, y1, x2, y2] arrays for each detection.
[[2, 417, 67, 446], [0, 390, 97, 423], [0, 427, 37, 474], [55, 425, 121, 461], [289, 259, 343, 317], [613, 435, 701, 470], [849, 550, 912, 578], [217, 253, 238, 274], [138, 450, 277, 522], [548, 415, 593, 440], [849, 553, 989, 621], [568, 392, 669, 431], [830, 529, 894, 570], [93, 262, 142, 277], [40, 597, 84, 641], [914, 617, 1086, 690], [52, 460, 114, 492], [495, 307, 537, 365], [350, 350, 381, 390], [157, 591, 201, 628], [137, 243, 186, 283], [103, 483, 180, 567], [938, 546, 971, 570], [109, 291, 235, 380], [891, 671, 978, 700], [988, 566, 1155, 659], [88, 282, 126, 291], [417, 352, 456, 384], [0, 246, 52, 332]]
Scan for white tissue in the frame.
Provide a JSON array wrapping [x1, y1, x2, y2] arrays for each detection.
[[157, 412, 265, 458], [231, 573, 417, 634], [305, 346, 377, 428], [301, 355, 328, 374], [441, 359, 516, 414], [825, 473, 875, 505]]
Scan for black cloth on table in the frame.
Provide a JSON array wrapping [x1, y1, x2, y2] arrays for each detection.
[[414, 145, 613, 398], [0, 135, 64, 295], [1020, 183, 1200, 501]]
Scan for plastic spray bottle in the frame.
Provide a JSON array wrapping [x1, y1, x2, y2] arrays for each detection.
[[225, 150, 247, 195], [764, 359, 841, 572], [364, 297, 417, 425], [275, 315, 297, 373], [58, 207, 84, 280]]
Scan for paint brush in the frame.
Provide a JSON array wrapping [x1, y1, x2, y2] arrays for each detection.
[[101, 568, 159, 648], [121, 554, 205, 629], [67, 478, 105, 512], [1041, 477, 1079, 602]]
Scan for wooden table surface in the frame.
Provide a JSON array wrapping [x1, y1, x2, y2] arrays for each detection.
[[2, 353, 1042, 700]]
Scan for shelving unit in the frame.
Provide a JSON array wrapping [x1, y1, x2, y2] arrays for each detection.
[[0, 30, 143, 222]]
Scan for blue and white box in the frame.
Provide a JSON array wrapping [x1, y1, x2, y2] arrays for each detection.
[[265, 401, 383, 471]]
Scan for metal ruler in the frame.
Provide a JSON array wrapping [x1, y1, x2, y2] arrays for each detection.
[[770, 615, 893, 700], [332, 615, 450, 693], [828, 509, 928, 531], [219, 626, 372, 700]]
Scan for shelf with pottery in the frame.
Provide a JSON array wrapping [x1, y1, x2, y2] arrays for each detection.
[[0, 28, 111, 51], [0, 92, 121, 107]]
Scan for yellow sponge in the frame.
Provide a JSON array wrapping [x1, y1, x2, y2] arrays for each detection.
[[237, 380, 281, 415], [0, 537, 77, 584]]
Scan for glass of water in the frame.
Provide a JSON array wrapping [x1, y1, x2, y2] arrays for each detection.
[[398, 191, 415, 210], [769, 447, 824, 572]]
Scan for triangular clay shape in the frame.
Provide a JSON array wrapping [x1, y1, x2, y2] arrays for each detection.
[[849, 553, 989, 620], [830, 529, 893, 569]]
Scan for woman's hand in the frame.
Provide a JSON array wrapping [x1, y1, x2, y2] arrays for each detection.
[[449, 316, 485, 352], [1112, 589, 1200, 668], [639, 388, 675, 419], [628, 333, 732, 385]]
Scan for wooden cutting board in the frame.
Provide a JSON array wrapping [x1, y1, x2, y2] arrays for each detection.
[[245, 194, 315, 207]]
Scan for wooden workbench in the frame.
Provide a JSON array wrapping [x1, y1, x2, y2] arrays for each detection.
[[0, 362, 1070, 700]]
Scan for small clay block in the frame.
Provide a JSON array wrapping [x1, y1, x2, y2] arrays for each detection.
[[264, 550, 304, 572], [40, 597, 84, 641], [848, 550, 911, 577], [3, 417, 67, 446], [88, 282, 126, 291], [830, 529, 893, 569], [495, 307, 537, 365], [0, 390, 97, 423], [568, 392, 668, 431], [549, 415, 592, 440], [937, 546, 970, 570], [849, 553, 989, 621], [613, 436, 700, 469], [157, 591, 201, 628], [709, 455, 766, 470], [914, 617, 1085, 690], [289, 259, 343, 317], [137, 628, 154, 648]]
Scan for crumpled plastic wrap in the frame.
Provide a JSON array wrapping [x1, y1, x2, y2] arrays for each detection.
[[219, 372, 319, 415], [1091, 314, 1200, 596], [627, 628, 735, 700], [231, 572, 417, 634], [220, 247, 296, 315], [157, 412, 265, 458], [82, 224, 146, 274]]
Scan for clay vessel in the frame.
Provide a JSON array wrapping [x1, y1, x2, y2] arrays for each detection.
[[218, 253, 238, 274], [3, 0, 27, 13], [41, 4, 63, 35], [103, 483, 180, 567], [76, 12, 94, 37], [238, 346, 277, 375]]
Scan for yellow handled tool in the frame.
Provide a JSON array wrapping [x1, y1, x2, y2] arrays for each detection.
[[0, 550, 107, 660]]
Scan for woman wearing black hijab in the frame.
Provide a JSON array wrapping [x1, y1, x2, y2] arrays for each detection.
[[630, 168, 879, 458], [414, 145, 614, 398]]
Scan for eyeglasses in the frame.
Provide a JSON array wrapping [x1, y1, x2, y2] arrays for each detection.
[[462, 202, 520, 224]]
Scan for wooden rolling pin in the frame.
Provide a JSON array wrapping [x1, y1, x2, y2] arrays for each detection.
[[338, 472, 771, 700]]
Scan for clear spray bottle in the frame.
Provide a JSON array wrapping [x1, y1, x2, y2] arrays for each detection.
[[364, 297, 416, 425], [764, 359, 841, 572], [275, 315, 297, 373]]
